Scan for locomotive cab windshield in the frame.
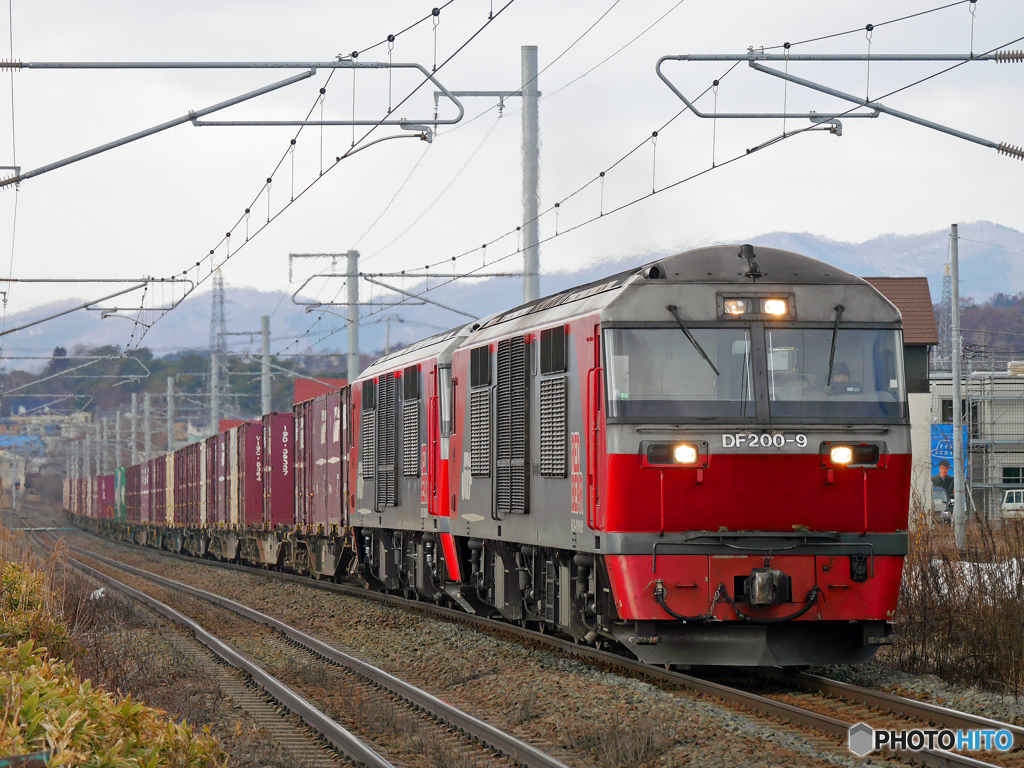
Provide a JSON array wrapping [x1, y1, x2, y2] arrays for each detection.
[[603, 324, 906, 422]]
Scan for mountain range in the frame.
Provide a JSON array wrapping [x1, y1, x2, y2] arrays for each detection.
[[3, 221, 1020, 371]]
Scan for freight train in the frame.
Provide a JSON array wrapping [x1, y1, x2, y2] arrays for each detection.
[[66, 245, 911, 667]]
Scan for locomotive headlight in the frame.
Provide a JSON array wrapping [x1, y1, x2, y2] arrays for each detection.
[[762, 298, 788, 316], [830, 445, 854, 465], [724, 299, 747, 315], [673, 443, 699, 464]]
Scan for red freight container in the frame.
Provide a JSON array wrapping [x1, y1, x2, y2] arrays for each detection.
[[126, 465, 140, 522], [187, 443, 201, 526], [214, 431, 229, 525], [201, 436, 214, 525], [173, 449, 185, 525], [312, 395, 329, 525], [151, 457, 167, 525], [97, 475, 115, 519], [327, 389, 348, 525], [140, 461, 151, 523], [294, 377, 346, 406], [293, 397, 314, 526], [262, 412, 294, 528], [238, 423, 264, 527]]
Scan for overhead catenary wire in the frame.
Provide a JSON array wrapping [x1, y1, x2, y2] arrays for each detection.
[[288, 32, 1024, 358], [128, 0, 520, 357], [40, 1, 475, 438]]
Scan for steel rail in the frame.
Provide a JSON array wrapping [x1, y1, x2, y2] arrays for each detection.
[[66, 545, 571, 768], [62, 554, 394, 768], [71, 528, 1008, 768], [761, 668, 1024, 741]]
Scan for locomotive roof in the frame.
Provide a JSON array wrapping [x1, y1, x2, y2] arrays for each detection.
[[359, 245, 888, 376], [477, 245, 866, 331]]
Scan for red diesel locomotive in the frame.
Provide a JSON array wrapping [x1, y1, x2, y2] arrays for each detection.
[[67, 245, 910, 667]]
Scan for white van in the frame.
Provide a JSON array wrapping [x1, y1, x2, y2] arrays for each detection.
[[1002, 489, 1024, 520]]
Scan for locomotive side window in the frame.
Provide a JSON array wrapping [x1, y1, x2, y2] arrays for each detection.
[[540, 326, 567, 374], [603, 327, 754, 419], [765, 328, 906, 419], [438, 366, 454, 437]]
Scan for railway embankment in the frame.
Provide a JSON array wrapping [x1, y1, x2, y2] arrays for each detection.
[[0, 524, 238, 767]]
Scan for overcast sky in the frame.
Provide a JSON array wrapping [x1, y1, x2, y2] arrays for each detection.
[[0, 0, 1021, 355]]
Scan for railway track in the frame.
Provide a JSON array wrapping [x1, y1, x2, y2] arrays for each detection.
[[60, 523, 1024, 768], [47, 547, 389, 767], [62, 544, 571, 768]]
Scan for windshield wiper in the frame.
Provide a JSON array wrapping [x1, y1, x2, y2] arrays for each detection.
[[667, 305, 719, 376], [826, 304, 845, 385]]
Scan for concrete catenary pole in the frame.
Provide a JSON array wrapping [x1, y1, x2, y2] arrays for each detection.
[[347, 249, 361, 380], [261, 314, 271, 415], [115, 411, 122, 469], [130, 393, 138, 464], [102, 417, 109, 474], [166, 375, 175, 453], [84, 431, 91, 481], [95, 420, 103, 475], [951, 223, 967, 548], [521, 45, 540, 304], [144, 392, 152, 461], [211, 353, 220, 435]]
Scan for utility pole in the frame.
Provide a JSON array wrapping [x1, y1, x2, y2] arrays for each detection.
[[166, 375, 175, 452], [211, 357, 220, 434], [261, 314, 271, 415], [521, 45, 540, 303], [130, 393, 138, 464], [95, 420, 102, 475], [115, 411, 122, 469], [951, 223, 966, 548], [347, 249, 360, 380], [84, 431, 90, 481], [144, 392, 152, 461], [102, 417, 109, 474], [433, 46, 540, 304]]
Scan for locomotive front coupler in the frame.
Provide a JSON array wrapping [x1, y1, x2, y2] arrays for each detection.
[[744, 567, 793, 606]]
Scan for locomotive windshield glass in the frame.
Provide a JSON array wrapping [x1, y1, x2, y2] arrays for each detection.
[[765, 328, 905, 419], [604, 328, 754, 419]]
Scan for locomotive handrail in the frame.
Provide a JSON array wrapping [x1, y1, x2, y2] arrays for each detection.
[[585, 366, 603, 530]]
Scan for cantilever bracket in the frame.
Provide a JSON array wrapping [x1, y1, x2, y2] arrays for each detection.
[[655, 52, 1023, 159]]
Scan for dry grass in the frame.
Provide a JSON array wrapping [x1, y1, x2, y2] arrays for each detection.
[[884, 516, 1024, 699], [0, 527, 228, 766], [561, 717, 673, 768]]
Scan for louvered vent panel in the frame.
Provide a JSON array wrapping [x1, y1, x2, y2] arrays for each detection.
[[470, 389, 490, 477], [539, 377, 567, 477], [403, 401, 419, 476], [376, 373, 397, 506], [360, 413, 375, 479], [496, 336, 529, 514]]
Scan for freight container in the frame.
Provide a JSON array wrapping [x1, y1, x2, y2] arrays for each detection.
[[199, 438, 210, 525], [262, 412, 294, 528], [186, 443, 201, 526], [126, 464, 140, 522], [151, 458, 166, 526], [293, 397, 314, 526], [96, 475, 115, 519], [164, 453, 175, 525], [238, 423, 263, 527], [114, 467, 127, 521], [213, 431, 229, 525], [140, 460, 151, 522], [327, 389, 347, 525], [228, 426, 240, 526]]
